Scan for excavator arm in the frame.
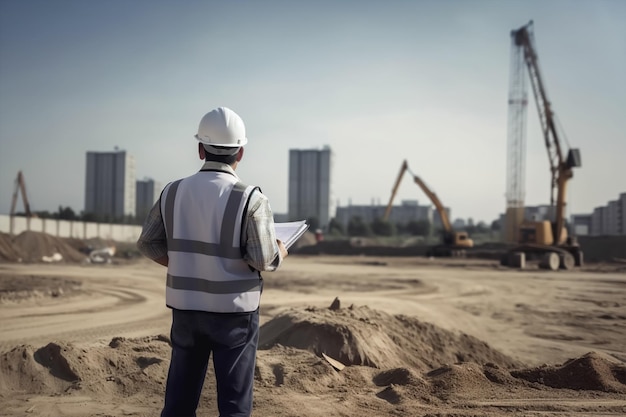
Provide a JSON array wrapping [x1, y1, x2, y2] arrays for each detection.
[[513, 21, 581, 245], [410, 173, 452, 233], [383, 160, 452, 233], [10, 171, 34, 217], [383, 160, 409, 221]]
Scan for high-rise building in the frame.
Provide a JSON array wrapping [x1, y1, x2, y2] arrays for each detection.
[[84, 149, 136, 220], [136, 178, 162, 223], [288, 146, 332, 230]]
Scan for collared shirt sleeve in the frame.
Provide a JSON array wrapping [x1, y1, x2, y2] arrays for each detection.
[[136, 198, 168, 260], [242, 189, 283, 271]]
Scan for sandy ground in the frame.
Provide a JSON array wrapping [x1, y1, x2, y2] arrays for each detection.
[[0, 255, 625, 416]]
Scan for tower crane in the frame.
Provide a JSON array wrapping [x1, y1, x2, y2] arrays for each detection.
[[504, 21, 583, 270]]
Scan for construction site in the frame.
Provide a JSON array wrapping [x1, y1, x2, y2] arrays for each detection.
[[1, 21, 625, 417]]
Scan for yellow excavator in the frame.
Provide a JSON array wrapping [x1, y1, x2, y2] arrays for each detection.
[[504, 21, 583, 270], [384, 160, 473, 257]]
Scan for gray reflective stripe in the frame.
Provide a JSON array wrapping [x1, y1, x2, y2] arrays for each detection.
[[163, 177, 248, 257], [167, 274, 261, 294], [220, 182, 247, 248], [163, 179, 183, 239], [167, 239, 241, 259]]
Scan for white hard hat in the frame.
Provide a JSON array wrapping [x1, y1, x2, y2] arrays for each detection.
[[195, 107, 248, 150]]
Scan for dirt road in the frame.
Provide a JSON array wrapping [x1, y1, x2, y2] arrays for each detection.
[[0, 256, 625, 416], [1, 256, 625, 364]]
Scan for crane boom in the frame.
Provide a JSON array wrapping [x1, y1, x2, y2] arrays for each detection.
[[410, 173, 452, 233], [512, 21, 581, 245], [383, 160, 473, 254], [383, 160, 452, 233], [10, 171, 34, 217], [383, 160, 408, 221]]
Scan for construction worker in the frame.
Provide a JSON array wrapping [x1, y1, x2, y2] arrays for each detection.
[[136, 106, 288, 417]]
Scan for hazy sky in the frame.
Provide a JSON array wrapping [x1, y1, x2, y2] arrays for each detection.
[[1, 0, 624, 224]]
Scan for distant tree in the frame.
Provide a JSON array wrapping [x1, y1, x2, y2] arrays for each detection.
[[81, 212, 100, 222], [406, 219, 431, 237], [347, 216, 371, 237], [476, 221, 489, 233], [32, 210, 51, 218], [328, 218, 344, 236], [306, 216, 319, 231], [371, 218, 394, 236], [56, 206, 77, 220], [490, 219, 501, 231]]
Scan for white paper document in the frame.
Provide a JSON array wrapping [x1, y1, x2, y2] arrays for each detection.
[[274, 220, 309, 249]]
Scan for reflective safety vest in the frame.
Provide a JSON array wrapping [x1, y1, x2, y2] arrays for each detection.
[[160, 169, 261, 313]]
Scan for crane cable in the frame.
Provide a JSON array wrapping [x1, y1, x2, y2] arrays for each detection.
[[554, 113, 572, 150]]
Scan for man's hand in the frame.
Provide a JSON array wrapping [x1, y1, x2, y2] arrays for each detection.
[[277, 240, 288, 259]]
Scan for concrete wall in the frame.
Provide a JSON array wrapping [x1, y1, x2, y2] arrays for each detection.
[[0, 215, 142, 242]]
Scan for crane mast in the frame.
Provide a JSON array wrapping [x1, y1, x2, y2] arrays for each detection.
[[511, 21, 581, 245], [514, 22, 563, 207], [504, 21, 528, 243]]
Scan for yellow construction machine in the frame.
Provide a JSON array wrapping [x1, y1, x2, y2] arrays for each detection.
[[504, 21, 583, 270], [384, 160, 473, 257]]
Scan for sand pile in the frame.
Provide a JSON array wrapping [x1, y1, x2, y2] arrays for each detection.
[[0, 233, 22, 263], [259, 302, 522, 371], [0, 307, 626, 401], [0, 303, 625, 416], [0, 336, 171, 398], [1, 231, 87, 263], [512, 352, 626, 393]]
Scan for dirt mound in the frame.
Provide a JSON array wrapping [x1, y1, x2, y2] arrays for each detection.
[[0, 232, 23, 262], [259, 302, 521, 371], [1, 321, 625, 416], [11, 231, 87, 263], [426, 362, 500, 400], [0, 336, 171, 397], [512, 352, 626, 393], [255, 344, 344, 394]]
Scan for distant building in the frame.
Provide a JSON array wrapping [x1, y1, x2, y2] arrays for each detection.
[[576, 192, 626, 236], [524, 205, 555, 222], [432, 207, 451, 230], [620, 193, 626, 234], [273, 213, 290, 223], [288, 146, 332, 229], [136, 178, 162, 223], [389, 200, 433, 225], [335, 204, 384, 228], [335, 200, 432, 229], [85, 149, 136, 220], [606, 200, 620, 235], [452, 218, 466, 230], [590, 206, 606, 236], [570, 214, 591, 236]]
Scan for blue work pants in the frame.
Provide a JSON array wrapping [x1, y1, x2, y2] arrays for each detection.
[[161, 308, 260, 417]]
